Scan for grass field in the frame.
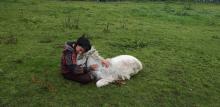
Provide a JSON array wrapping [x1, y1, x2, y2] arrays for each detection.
[[0, 0, 220, 106]]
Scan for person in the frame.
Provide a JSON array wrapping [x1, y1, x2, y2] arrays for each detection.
[[60, 35, 109, 84]]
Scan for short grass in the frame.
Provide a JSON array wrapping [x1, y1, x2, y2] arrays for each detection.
[[0, 0, 220, 106]]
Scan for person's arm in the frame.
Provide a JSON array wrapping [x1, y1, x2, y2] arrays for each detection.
[[65, 51, 84, 75], [83, 64, 98, 73]]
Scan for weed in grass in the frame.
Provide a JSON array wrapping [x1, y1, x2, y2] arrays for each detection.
[[63, 16, 74, 29], [0, 35, 18, 45], [215, 14, 220, 18], [175, 9, 190, 16], [18, 10, 42, 25], [38, 37, 53, 43], [63, 15, 80, 30], [74, 15, 80, 29], [163, 3, 175, 13], [108, 38, 149, 50], [18, 8, 24, 18], [212, 35, 220, 39], [120, 18, 128, 29], [103, 22, 111, 33], [183, 1, 193, 10], [207, 19, 217, 26], [53, 43, 64, 48], [12, 59, 23, 64]]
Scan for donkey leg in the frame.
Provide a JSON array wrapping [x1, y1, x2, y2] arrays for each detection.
[[96, 77, 114, 87]]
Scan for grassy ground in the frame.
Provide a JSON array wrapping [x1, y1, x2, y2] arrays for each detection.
[[0, 0, 220, 106]]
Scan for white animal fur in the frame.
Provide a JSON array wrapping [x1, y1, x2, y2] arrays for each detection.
[[77, 47, 143, 87]]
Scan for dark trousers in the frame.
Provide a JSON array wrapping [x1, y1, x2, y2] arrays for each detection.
[[62, 72, 93, 84]]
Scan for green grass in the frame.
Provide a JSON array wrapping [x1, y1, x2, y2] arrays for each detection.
[[0, 0, 220, 106]]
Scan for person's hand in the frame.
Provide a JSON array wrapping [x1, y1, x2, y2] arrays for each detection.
[[90, 64, 98, 71], [101, 59, 110, 68]]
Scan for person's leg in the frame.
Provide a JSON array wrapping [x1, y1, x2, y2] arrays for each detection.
[[63, 72, 93, 84]]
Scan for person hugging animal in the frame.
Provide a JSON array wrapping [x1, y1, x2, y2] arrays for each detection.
[[60, 35, 109, 84]]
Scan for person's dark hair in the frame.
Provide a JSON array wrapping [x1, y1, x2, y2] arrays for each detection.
[[75, 35, 91, 52]]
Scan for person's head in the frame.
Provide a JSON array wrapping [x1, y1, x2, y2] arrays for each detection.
[[74, 35, 91, 54]]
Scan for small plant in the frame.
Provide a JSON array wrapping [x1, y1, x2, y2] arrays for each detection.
[[163, 3, 175, 13], [108, 39, 149, 50], [18, 8, 24, 18], [183, 0, 193, 10], [207, 19, 216, 26], [121, 18, 128, 29], [12, 59, 23, 64], [63, 15, 80, 29], [73, 15, 80, 29], [103, 22, 110, 33], [0, 35, 17, 45], [175, 9, 190, 16], [38, 36, 53, 43], [212, 35, 219, 39], [63, 16, 74, 29], [53, 43, 64, 48], [18, 9, 42, 24]]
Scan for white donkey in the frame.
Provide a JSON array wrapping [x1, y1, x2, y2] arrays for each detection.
[[77, 47, 143, 87]]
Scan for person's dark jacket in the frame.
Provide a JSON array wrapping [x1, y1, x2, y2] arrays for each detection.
[[61, 41, 90, 74]]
